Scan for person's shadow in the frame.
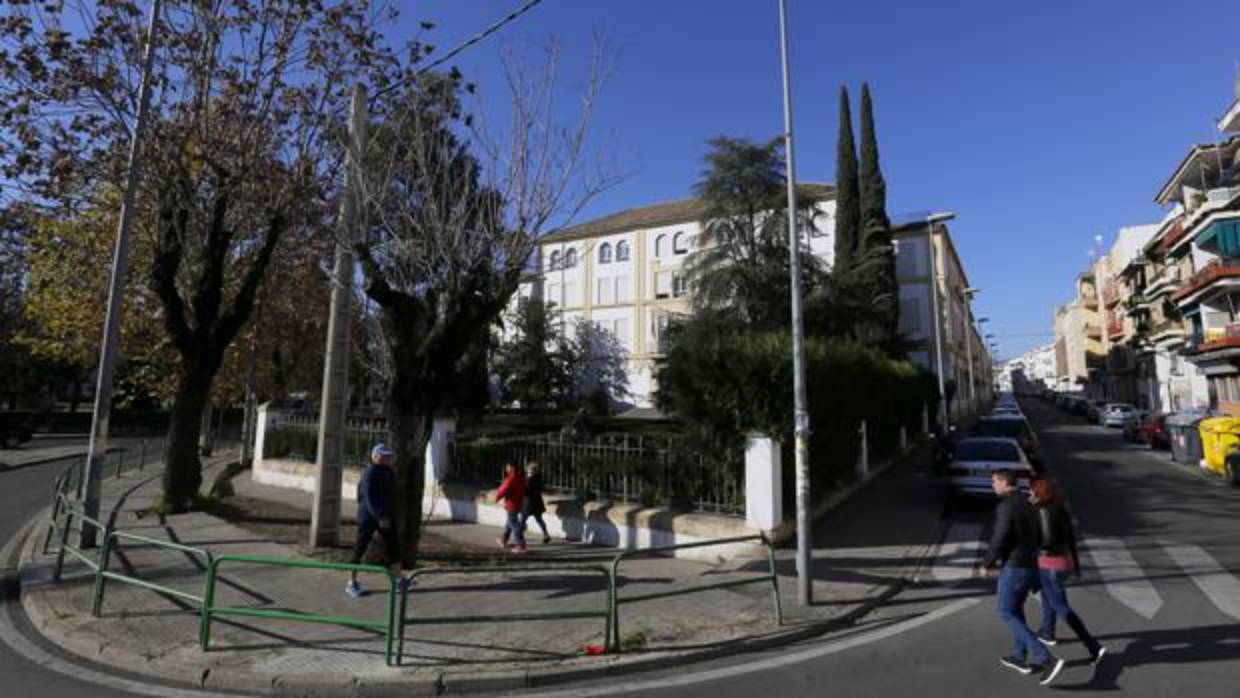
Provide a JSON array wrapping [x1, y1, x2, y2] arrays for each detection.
[[1055, 620, 1240, 691]]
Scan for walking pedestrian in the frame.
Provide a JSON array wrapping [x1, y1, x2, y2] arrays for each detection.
[[495, 462, 527, 553], [977, 469, 1065, 685], [520, 462, 552, 544], [1029, 478, 1107, 665], [345, 443, 406, 598]]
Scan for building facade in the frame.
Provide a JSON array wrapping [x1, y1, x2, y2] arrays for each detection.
[[508, 193, 988, 413]]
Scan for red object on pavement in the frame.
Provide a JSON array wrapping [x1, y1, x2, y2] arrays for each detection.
[[583, 644, 607, 656]]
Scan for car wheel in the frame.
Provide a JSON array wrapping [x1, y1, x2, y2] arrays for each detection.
[[1227, 460, 1239, 486]]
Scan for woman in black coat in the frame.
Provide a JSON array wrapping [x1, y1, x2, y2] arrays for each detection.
[[520, 462, 551, 544]]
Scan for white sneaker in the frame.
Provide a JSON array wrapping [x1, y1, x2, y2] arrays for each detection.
[[345, 581, 364, 599]]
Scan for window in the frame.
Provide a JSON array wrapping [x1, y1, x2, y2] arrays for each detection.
[[564, 280, 579, 307], [614, 318, 632, 352], [546, 283, 560, 306], [549, 250, 561, 271], [564, 248, 578, 268], [615, 275, 632, 303], [655, 234, 667, 258], [899, 297, 923, 336], [672, 272, 689, 297], [616, 240, 631, 261], [655, 271, 672, 299], [656, 315, 671, 353], [596, 276, 614, 305], [599, 243, 613, 264], [673, 231, 688, 254]]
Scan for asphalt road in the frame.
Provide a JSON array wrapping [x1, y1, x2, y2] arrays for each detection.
[[519, 397, 1240, 697]]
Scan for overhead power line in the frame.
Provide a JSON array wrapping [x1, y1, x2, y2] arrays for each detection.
[[419, 0, 544, 75]]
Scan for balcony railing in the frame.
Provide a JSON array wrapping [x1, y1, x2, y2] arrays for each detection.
[[1157, 219, 1188, 253], [1171, 257, 1240, 303], [1102, 284, 1121, 308], [1145, 266, 1181, 298], [1190, 323, 1240, 356]]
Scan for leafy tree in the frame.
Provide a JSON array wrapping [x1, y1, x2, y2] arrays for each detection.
[[494, 298, 569, 408], [564, 318, 630, 413], [683, 136, 825, 328], [0, 1, 412, 510], [833, 87, 861, 271], [858, 82, 898, 341]]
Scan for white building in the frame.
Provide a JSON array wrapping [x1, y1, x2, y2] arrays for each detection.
[[508, 189, 987, 412]]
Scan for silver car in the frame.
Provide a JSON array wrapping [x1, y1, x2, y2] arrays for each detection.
[[1100, 403, 1137, 428], [945, 437, 1035, 499]]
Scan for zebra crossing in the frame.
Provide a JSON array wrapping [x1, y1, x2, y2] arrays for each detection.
[[928, 523, 1240, 622]]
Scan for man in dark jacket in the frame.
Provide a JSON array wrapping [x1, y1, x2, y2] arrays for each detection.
[[346, 443, 404, 598], [977, 470, 1064, 685]]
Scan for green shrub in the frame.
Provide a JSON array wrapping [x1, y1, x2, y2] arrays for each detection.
[[655, 316, 938, 505]]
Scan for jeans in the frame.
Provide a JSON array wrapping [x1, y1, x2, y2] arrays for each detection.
[[997, 566, 1052, 664], [502, 511, 526, 546], [1038, 569, 1101, 656]]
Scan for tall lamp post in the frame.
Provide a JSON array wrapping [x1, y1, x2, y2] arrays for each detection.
[[777, 0, 814, 607]]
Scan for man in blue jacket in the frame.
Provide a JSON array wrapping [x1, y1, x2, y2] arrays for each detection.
[[346, 443, 405, 598]]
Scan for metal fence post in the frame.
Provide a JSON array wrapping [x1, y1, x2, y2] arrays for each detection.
[[200, 558, 219, 651], [139, 440, 146, 472], [856, 421, 869, 478], [92, 527, 115, 617], [766, 536, 784, 626]]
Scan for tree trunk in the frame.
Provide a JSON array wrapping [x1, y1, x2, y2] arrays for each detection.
[[68, 377, 82, 413], [162, 370, 212, 511], [387, 399, 431, 569]]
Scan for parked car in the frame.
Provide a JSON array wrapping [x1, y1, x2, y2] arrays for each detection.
[[0, 415, 33, 449], [945, 437, 1036, 499], [1086, 400, 1108, 423], [1100, 403, 1139, 428], [1122, 411, 1150, 442], [970, 415, 1041, 465], [1140, 413, 1170, 449]]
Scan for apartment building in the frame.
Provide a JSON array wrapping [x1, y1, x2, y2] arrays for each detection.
[[509, 192, 988, 411]]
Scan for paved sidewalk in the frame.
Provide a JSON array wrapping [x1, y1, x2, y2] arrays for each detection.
[[16, 457, 928, 695]]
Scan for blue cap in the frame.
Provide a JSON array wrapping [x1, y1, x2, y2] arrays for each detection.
[[371, 443, 394, 460]]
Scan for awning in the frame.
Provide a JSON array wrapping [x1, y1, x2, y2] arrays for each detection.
[[1196, 218, 1240, 257]]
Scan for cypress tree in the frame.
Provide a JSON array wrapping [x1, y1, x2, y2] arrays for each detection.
[[833, 86, 861, 271], [858, 82, 898, 338]]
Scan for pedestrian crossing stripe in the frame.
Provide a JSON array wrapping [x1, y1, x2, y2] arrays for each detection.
[[1160, 542, 1240, 621], [1083, 537, 1164, 620]]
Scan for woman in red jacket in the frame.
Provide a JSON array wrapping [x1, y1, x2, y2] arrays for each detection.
[[495, 462, 527, 553]]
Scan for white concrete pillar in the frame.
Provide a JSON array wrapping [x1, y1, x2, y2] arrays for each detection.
[[425, 417, 457, 486], [253, 403, 274, 469], [744, 434, 782, 532]]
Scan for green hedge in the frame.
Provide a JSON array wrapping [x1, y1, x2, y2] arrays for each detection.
[[656, 320, 939, 504]]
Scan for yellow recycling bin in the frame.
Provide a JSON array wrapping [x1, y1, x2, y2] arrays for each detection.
[[1198, 417, 1240, 475]]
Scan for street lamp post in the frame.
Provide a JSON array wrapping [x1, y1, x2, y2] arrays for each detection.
[[777, 0, 814, 607]]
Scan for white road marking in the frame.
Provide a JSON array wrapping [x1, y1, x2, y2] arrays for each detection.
[[1084, 537, 1163, 620], [1161, 542, 1240, 621], [513, 598, 981, 697], [931, 523, 984, 587]]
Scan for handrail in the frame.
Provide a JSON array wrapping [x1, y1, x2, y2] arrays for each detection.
[[92, 528, 214, 619], [51, 493, 106, 581], [608, 534, 782, 653], [396, 564, 613, 665], [201, 554, 399, 666]]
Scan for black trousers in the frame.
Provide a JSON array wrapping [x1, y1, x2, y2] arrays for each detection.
[[351, 518, 401, 566]]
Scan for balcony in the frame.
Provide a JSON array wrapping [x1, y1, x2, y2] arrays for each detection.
[[1144, 266, 1181, 298], [1172, 258, 1240, 305], [1085, 324, 1102, 340], [1106, 318, 1125, 339], [1157, 219, 1188, 253], [1081, 295, 1099, 310], [1102, 283, 1121, 308], [1189, 323, 1240, 356]]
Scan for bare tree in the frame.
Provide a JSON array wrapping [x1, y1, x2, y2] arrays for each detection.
[[352, 40, 621, 565]]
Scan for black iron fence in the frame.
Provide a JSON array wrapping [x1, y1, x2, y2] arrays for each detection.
[[448, 434, 744, 516]]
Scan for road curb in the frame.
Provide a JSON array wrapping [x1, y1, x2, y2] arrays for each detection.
[[10, 473, 931, 697]]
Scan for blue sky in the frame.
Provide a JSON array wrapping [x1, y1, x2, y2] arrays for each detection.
[[406, 0, 1240, 362]]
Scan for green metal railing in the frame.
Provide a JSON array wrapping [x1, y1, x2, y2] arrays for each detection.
[[608, 534, 782, 653], [92, 528, 214, 621], [52, 493, 104, 581], [201, 555, 400, 666], [395, 564, 613, 664]]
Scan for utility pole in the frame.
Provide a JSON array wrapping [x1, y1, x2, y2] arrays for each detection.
[[79, 0, 162, 548], [777, 0, 813, 607], [311, 84, 368, 548]]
